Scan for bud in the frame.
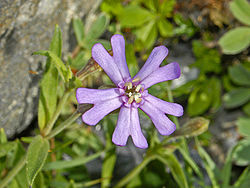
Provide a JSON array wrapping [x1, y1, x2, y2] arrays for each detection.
[[172, 117, 209, 138]]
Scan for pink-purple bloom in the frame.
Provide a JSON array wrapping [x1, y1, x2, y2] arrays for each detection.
[[76, 34, 183, 149]]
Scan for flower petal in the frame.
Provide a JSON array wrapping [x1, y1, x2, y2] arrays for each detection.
[[130, 107, 148, 148], [92, 43, 123, 85], [144, 94, 183, 117], [82, 97, 122, 125], [76, 88, 121, 104], [112, 106, 130, 146], [134, 46, 168, 81], [112, 106, 148, 148], [111, 34, 130, 79], [140, 62, 181, 89], [140, 101, 176, 135]]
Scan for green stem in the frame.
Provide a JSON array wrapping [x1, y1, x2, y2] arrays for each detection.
[[43, 90, 72, 136], [46, 111, 81, 139], [0, 156, 26, 188], [114, 155, 157, 188], [165, 83, 189, 153], [166, 82, 180, 128]]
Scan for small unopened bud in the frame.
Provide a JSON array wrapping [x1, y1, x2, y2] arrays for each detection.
[[173, 117, 209, 138]]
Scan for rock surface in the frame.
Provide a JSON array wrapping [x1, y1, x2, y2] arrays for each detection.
[[0, 0, 98, 137]]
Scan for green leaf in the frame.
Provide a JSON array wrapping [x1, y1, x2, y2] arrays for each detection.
[[85, 14, 109, 42], [0, 128, 7, 144], [26, 135, 49, 187], [0, 142, 17, 157], [126, 44, 139, 77], [237, 117, 250, 137], [196, 138, 220, 188], [243, 102, 250, 116], [37, 26, 62, 130], [43, 151, 102, 170], [101, 151, 116, 188], [135, 21, 155, 42], [159, 0, 176, 17], [71, 51, 89, 70], [118, 5, 154, 28], [210, 77, 222, 112], [34, 50, 72, 82], [223, 88, 250, 108], [233, 139, 250, 166], [233, 166, 250, 188], [177, 146, 203, 179], [49, 25, 62, 57], [157, 18, 173, 37], [229, 64, 250, 86], [219, 27, 250, 54], [173, 79, 196, 97], [144, 23, 157, 49], [73, 18, 85, 45], [221, 143, 240, 188], [157, 153, 188, 188], [192, 40, 221, 73], [230, 0, 250, 26], [187, 82, 212, 116]]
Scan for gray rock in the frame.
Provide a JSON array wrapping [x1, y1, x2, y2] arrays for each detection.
[[0, 0, 98, 137]]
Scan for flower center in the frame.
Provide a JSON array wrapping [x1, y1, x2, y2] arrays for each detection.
[[124, 77, 144, 104]]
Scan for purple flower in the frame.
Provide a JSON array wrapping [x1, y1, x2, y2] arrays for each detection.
[[76, 34, 183, 149]]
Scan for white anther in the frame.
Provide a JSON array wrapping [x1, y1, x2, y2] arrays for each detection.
[[135, 84, 142, 92], [128, 92, 133, 97]]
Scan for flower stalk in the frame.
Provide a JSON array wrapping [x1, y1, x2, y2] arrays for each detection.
[[114, 154, 157, 188], [43, 90, 72, 136]]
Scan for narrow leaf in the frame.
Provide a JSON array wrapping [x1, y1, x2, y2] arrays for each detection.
[[157, 153, 188, 188], [73, 18, 85, 45], [196, 138, 220, 188], [37, 26, 62, 130], [33, 50, 71, 82], [85, 14, 109, 42], [101, 151, 116, 188], [26, 135, 49, 186], [43, 151, 102, 170]]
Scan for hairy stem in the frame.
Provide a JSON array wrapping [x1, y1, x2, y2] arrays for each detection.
[[46, 111, 81, 139], [43, 90, 72, 136], [165, 82, 189, 153]]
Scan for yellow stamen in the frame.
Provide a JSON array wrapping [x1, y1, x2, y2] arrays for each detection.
[[128, 96, 134, 104], [125, 82, 132, 90], [135, 84, 142, 92], [132, 77, 140, 83], [135, 98, 142, 103]]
